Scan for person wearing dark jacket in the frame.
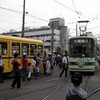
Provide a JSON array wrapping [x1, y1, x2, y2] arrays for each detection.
[[11, 53, 21, 89]]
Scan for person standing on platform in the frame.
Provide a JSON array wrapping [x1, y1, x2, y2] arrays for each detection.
[[0, 55, 4, 83], [11, 53, 21, 89]]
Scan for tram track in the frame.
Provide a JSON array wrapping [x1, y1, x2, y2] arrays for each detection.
[[42, 75, 94, 100], [42, 77, 70, 100], [88, 87, 100, 98], [1, 65, 100, 100], [83, 75, 91, 92], [0, 82, 60, 99], [1, 75, 100, 100], [0, 77, 70, 100], [82, 75, 100, 99]]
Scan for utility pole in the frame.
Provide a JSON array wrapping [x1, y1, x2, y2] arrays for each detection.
[[21, 0, 25, 37], [76, 22, 78, 36], [51, 22, 54, 55], [48, 22, 54, 55]]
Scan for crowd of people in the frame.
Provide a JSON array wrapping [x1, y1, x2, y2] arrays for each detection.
[[0, 52, 88, 99], [0, 53, 69, 85]]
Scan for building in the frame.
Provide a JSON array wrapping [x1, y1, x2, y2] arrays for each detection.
[[49, 18, 69, 53]]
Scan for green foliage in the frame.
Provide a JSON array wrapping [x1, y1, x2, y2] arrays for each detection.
[[56, 47, 61, 54], [65, 50, 68, 56]]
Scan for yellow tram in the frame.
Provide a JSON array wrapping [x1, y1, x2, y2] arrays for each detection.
[[0, 35, 44, 75]]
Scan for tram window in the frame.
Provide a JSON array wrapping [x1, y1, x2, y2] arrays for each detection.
[[38, 45, 43, 55], [30, 44, 37, 56], [0, 42, 7, 55], [12, 43, 20, 56], [22, 43, 29, 55]]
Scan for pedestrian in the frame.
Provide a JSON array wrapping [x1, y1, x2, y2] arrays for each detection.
[[43, 54, 48, 76], [65, 72, 87, 100], [27, 62, 32, 81], [46, 57, 52, 76], [0, 55, 4, 83], [32, 56, 37, 77], [11, 53, 21, 90], [22, 54, 28, 81], [36, 53, 42, 65], [59, 55, 68, 77], [34, 63, 40, 79]]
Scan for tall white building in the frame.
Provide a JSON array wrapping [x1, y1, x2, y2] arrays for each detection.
[[49, 18, 69, 53]]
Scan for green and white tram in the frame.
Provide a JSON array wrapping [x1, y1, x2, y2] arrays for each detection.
[[68, 35, 97, 74]]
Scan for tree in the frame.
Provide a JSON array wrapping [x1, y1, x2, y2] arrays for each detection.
[[56, 47, 61, 54], [65, 50, 68, 56]]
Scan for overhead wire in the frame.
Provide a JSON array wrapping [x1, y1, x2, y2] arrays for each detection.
[[53, 0, 90, 20], [0, 28, 8, 32], [0, 6, 48, 22], [0, 2, 100, 34], [54, 0, 77, 14], [0, 6, 49, 32], [71, 0, 80, 18], [0, 6, 22, 14], [26, 14, 48, 22], [0, 19, 21, 25], [71, 0, 77, 11]]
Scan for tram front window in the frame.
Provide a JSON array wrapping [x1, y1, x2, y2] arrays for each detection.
[[71, 44, 94, 57]]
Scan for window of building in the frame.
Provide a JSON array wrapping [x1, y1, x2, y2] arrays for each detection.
[[44, 46, 50, 48], [46, 40, 51, 42]]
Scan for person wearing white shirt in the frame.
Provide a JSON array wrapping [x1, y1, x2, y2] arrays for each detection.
[[46, 58, 51, 76], [59, 55, 68, 77], [32, 57, 37, 77]]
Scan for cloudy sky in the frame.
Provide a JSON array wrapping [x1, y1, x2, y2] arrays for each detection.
[[0, 0, 100, 36]]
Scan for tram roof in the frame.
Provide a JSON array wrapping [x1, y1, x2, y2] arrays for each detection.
[[0, 35, 44, 44], [70, 36, 96, 39]]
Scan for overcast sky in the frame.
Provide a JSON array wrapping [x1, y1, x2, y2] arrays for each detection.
[[0, 0, 100, 36]]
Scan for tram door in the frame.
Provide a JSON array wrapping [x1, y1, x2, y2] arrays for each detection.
[[0, 42, 10, 74]]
